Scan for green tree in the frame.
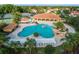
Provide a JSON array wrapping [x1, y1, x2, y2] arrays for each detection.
[[56, 10, 61, 14], [62, 33, 79, 53], [44, 45, 55, 54], [63, 10, 70, 15], [33, 32, 39, 37], [12, 12, 21, 23], [0, 32, 6, 47], [64, 16, 79, 31], [0, 4, 15, 13], [24, 38, 36, 54], [14, 6, 23, 12], [8, 41, 23, 54], [54, 22, 64, 29]]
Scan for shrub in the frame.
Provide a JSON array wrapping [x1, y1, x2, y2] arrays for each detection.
[[33, 32, 39, 37]]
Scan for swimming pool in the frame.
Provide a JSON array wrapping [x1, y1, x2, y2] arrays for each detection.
[[18, 24, 54, 38]]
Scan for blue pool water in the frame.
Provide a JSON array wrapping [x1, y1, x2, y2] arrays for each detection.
[[18, 24, 54, 38]]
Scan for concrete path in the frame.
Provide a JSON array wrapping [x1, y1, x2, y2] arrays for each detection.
[[64, 24, 76, 33]]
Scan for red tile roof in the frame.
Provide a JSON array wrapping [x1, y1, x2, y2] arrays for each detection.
[[20, 17, 29, 22], [20, 17, 28, 21], [3, 23, 17, 32], [71, 11, 79, 15], [33, 13, 61, 21]]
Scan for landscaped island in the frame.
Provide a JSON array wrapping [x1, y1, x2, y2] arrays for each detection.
[[0, 4, 79, 54]]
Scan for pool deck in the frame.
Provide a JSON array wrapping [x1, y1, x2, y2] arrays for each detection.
[[7, 21, 75, 47]]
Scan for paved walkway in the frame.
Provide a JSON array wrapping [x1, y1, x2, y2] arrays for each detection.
[[64, 24, 76, 33]]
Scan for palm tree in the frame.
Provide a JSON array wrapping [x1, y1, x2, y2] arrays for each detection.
[[12, 12, 21, 24], [0, 32, 7, 47], [0, 32, 11, 54], [8, 41, 22, 54], [33, 32, 39, 37], [44, 45, 55, 54], [62, 33, 79, 53], [54, 22, 64, 29], [24, 38, 36, 54]]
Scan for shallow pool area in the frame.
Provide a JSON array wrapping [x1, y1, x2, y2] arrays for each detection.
[[18, 24, 54, 38]]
